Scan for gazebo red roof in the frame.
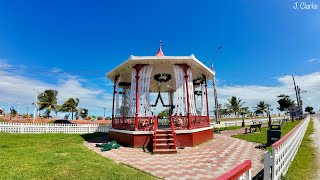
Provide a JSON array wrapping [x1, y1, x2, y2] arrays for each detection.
[[155, 41, 165, 56]]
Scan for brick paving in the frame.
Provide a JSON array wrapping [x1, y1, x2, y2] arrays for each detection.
[[84, 131, 264, 179]]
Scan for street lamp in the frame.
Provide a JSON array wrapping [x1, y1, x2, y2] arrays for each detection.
[[267, 104, 272, 127], [210, 46, 222, 124], [103, 107, 106, 119]]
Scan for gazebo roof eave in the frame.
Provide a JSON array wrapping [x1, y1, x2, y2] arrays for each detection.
[[106, 54, 215, 82]]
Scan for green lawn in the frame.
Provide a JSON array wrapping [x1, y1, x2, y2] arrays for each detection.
[[0, 133, 155, 179], [232, 120, 301, 151], [215, 126, 243, 131], [284, 119, 317, 180]]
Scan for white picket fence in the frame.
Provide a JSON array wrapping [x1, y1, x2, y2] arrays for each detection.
[[211, 116, 290, 128], [215, 160, 252, 180], [0, 122, 110, 134], [263, 115, 310, 180]]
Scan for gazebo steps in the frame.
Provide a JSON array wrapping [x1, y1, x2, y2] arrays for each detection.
[[156, 134, 174, 137], [155, 143, 175, 146], [154, 138, 174, 142], [153, 129, 177, 154], [153, 149, 177, 154]]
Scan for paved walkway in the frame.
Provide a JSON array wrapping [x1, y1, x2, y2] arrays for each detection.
[[84, 131, 264, 179], [311, 115, 320, 179]]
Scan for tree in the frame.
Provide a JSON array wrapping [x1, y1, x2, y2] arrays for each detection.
[[225, 96, 245, 117], [158, 110, 169, 117], [240, 107, 251, 115], [119, 106, 130, 116], [305, 106, 314, 113], [78, 108, 88, 119], [37, 89, 59, 118], [60, 98, 80, 120], [255, 101, 269, 116], [240, 107, 250, 127], [10, 107, 17, 117], [219, 108, 230, 116], [277, 94, 295, 111]]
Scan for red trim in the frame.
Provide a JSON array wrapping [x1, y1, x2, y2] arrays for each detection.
[[176, 64, 191, 129], [203, 75, 209, 117], [132, 64, 147, 131], [215, 160, 252, 180], [111, 75, 120, 128], [184, 74, 191, 129], [135, 74, 140, 130], [272, 119, 304, 149], [175, 63, 191, 129]]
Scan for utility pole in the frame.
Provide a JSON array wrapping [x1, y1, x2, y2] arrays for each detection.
[[17, 102, 21, 120], [292, 75, 300, 107], [211, 46, 222, 124], [292, 75, 302, 119], [9, 106, 12, 122], [33, 91, 39, 123]]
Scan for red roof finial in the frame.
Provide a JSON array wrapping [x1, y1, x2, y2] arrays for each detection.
[[155, 40, 165, 56]]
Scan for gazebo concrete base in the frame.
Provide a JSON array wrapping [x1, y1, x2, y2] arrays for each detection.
[[109, 126, 214, 148]]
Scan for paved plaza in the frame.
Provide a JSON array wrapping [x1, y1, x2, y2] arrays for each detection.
[[84, 130, 264, 179]]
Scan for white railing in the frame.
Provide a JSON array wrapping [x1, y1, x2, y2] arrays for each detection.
[[215, 160, 252, 180], [263, 115, 310, 180], [0, 122, 110, 134], [211, 116, 290, 128]]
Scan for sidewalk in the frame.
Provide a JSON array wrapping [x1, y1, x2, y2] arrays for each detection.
[[311, 116, 320, 179], [84, 130, 264, 179]]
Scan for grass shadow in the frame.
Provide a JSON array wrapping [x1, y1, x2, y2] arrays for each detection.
[[80, 133, 109, 143]]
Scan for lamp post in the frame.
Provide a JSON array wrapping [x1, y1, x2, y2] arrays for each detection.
[[103, 107, 106, 119], [9, 106, 12, 122], [210, 46, 222, 124], [267, 104, 272, 127], [33, 91, 40, 123], [17, 102, 21, 120]]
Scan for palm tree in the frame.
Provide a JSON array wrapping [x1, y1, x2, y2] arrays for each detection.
[[255, 101, 269, 116], [60, 98, 80, 120], [239, 107, 250, 127], [38, 89, 59, 118], [225, 96, 245, 117]]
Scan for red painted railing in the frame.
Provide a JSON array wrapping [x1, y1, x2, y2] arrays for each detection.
[[189, 116, 210, 129], [272, 119, 303, 149], [113, 116, 154, 131], [264, 116, 310, 179], [215, 160, 252, 180], [153, 116, 158, 151], [113, 115, 210, 131], [171, 115, 210, 130], [169, 116, 177, 142]]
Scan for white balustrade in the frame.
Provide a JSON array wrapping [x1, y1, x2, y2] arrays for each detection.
[[212, 116, 290, 128], [215, 160, 252, 180], [264, 115, 310, 180], [0, 122, 110, 134]]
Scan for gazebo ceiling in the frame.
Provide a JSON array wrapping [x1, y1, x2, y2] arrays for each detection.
[[106, 55, 215, 92]]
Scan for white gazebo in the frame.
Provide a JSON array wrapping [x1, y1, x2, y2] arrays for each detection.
[[106, 42, 215, 151]]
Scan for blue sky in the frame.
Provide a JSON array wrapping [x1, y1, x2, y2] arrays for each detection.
[[0, 1, 320, 116]]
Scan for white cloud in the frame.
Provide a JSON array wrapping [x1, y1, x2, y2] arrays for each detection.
[[1, 60, 320, 117], [211, 73, 320, 114], [0, 70, 113, 117], [307, 58, 319, 63], [0, 59, 11, 68]]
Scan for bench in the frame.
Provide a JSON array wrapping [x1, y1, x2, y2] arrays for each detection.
[[245, 123, 262, 133]]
